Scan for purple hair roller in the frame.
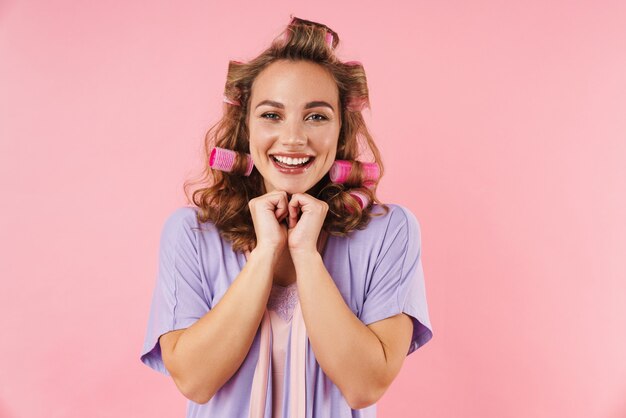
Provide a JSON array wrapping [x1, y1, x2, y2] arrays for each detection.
[[330, 160, 380, 184], [209, 147, 254, 176]]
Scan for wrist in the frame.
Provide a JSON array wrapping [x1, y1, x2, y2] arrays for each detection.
[[290, 248, 323, 269], [249, 245, 282, 268]]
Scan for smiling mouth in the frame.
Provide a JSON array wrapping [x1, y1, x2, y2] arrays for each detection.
[[270, 155, 315, 172]]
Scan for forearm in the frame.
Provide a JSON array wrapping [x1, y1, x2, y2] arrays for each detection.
[[170, 247, 276, 403], [292, 250, 387, 409]]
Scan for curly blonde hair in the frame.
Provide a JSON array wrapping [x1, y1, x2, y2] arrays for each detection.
[[183, 16, 388, 252]]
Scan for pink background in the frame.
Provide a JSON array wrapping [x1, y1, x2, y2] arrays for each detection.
[[1, 1, 625, 417]]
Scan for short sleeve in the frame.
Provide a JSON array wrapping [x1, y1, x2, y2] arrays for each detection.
[[139, 207, 210, 375], [359, 206, 434, 356]]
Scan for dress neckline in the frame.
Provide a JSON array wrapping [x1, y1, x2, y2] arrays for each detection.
[[272, 281, 297, 289]]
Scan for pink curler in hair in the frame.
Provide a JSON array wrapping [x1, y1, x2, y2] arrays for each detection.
[[348, 191, 370, 211], [330, 160, 380, 184], [325, 32, 334, 48], [209, 147, 254, 176], [362, 180, 376, 189], [223, 95, 241, 106], [346, 96, 368, 112]]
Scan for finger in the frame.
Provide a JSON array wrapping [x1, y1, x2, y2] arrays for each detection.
[[288, 196, 301, 229], [257, 190, 286, 212], [288, 205, 298, 229], [289, 193, 328, 228], [289, 192, 310, 208], [289, 192, 315, 213], [276, 209, 288, 224], [273, 191, 289, 220]]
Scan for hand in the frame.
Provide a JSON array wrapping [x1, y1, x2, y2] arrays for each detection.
[[286, 193, 328, 256], [248, 191, 289, 255]]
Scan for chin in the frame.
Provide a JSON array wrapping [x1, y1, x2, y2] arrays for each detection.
[[282, 185, 310, 195], [268, 179, 315, 195]]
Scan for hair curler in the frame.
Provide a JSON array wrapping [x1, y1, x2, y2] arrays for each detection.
[[329, 160, 380, 184], [345, 96, 368, 112], [325, 31, 334, 48], [223, 95, 241, 106], [348, 190, 370, 210], [209, 147, 254, 176]]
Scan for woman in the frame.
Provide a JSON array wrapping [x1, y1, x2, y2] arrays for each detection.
[[140, 16, 433, 418]]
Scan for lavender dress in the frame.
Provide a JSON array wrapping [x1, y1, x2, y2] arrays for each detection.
[[140, 204, 434, 417]]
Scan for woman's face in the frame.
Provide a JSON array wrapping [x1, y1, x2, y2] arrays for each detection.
[[247, 59, 341, 194]]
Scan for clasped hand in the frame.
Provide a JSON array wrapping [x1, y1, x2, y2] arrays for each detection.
[[248, 191, 328, 256]]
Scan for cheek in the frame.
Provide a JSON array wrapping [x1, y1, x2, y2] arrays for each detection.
[[314, 134, 339, 154], [248, 123, 274, 152]]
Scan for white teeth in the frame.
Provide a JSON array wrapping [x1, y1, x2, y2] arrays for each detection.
[[273, 155, 310, 166]]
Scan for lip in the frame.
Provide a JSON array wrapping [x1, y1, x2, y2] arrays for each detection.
[[270, 155, 315, 174], [270, 153, 314, 158]]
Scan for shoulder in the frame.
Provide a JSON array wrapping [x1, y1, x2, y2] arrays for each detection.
[[160, 206, 217, 245], [364, 203, 422, 241], [163, 206, 199, 229], [341, 203, 422, 260], [161, 206, 196, 237]]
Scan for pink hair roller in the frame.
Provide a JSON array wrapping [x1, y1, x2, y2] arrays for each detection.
[[223, 95, 241, 106], [209, 147, 254, 176], [348, 191, 370, 210], [362, 181, 376, 189], [345, 96, 368, 112], [325, 31, 334, 48], [329, 160, 380, 184]]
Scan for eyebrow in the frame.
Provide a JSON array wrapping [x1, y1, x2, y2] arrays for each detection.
[[255, 100, 335, 112]]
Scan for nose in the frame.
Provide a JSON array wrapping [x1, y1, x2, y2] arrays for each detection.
[[280, 119, 307, 147]]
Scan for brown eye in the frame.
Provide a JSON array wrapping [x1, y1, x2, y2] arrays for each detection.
[[308, 114, 328, 121], [261, 112, 280, 120]]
